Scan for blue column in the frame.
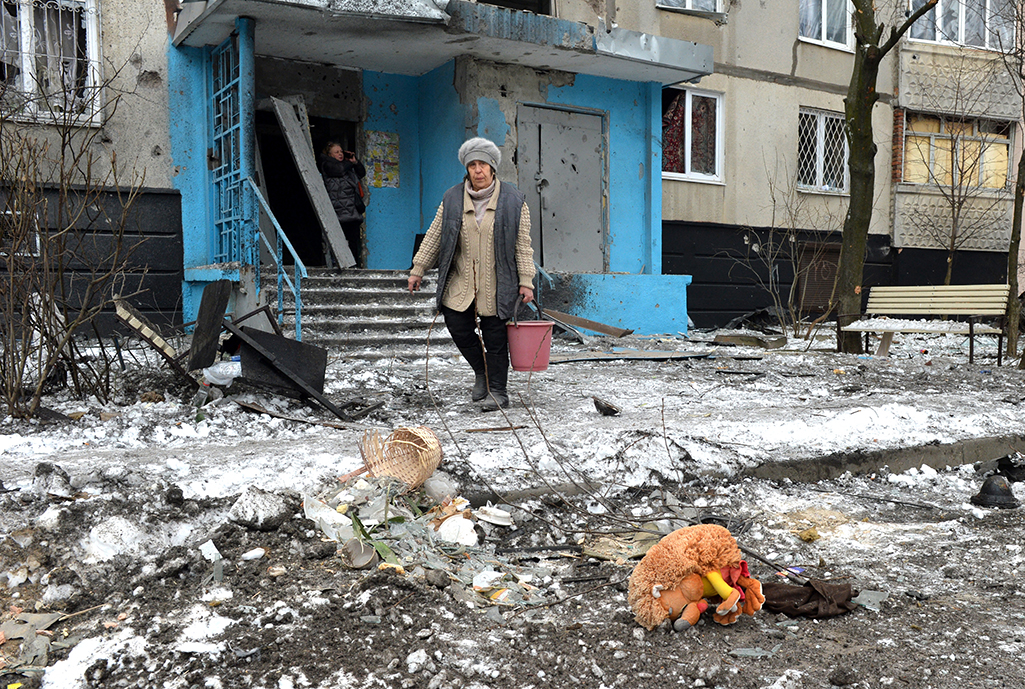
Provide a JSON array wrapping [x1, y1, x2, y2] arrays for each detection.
[[237, 17, 258, 281]]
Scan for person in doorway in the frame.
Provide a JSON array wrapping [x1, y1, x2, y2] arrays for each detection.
[[319, 142, 366, 268], [407, 137, 535, 411]]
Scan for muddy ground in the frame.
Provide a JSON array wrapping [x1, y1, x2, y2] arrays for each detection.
[[3, 332, 1025, 688]]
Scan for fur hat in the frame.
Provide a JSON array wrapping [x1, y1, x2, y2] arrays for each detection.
[[458, 137, 501, 169]]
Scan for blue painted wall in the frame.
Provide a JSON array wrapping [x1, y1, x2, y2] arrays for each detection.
[[362, 71, 422, 270], [417, 62, 466, 233], [167, 43, 217, 322], [551, 273, 692, 335], [547, 75, 659, 276]]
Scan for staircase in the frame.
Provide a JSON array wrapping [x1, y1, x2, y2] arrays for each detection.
[[265, 267, 458, 359]]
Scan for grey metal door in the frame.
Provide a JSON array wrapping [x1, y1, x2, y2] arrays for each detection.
[[517, 105, 605, 272]]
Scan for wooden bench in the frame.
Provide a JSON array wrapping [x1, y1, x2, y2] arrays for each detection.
[[838, 284, 1010, 365]]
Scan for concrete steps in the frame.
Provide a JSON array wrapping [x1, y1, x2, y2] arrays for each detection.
[[264, 267, 459, 359]]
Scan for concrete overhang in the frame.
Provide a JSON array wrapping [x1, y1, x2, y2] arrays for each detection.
[[173, 0, 712, 85]]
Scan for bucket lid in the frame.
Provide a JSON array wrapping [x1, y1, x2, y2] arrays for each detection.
[[970, 475, 1020, 509]]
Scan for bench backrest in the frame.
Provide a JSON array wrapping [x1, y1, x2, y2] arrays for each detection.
[[865, 284, 1010, 316]]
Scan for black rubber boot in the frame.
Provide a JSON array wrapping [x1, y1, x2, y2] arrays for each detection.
[[481, 353, 509, 411], [471, 373, 488, 402]]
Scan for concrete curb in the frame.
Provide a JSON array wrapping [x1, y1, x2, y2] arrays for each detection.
[[744, 434, 1025, 483]]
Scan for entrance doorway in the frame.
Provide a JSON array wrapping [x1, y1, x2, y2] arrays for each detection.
[[254, 111, 358, 267], [516, 104, 606, 272]]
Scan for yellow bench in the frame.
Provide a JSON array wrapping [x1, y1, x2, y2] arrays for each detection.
[[838, 284, 1010, 365]]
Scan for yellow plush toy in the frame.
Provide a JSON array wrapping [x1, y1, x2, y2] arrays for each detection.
[[628, 524, 765, 631]]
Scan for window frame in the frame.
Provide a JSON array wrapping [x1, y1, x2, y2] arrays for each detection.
[[797, 107, 850, 194], [798, 0, 854, 51], [907, 0, 1015, 52], [901, 112, 1012, 190], [656, 0, 724, 14], [0, 0, 103, 125], [661, 87, 725, 185]]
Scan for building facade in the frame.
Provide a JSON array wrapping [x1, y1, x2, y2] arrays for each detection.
[[650, 0, 1020, 326]]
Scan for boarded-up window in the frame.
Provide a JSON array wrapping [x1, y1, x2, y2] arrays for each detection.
[[902, 112, 1010, 189]]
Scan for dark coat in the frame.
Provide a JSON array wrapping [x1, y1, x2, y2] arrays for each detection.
[[320, 155, 366, 224]]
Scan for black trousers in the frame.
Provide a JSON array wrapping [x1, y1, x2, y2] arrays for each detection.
[[440, 302, 509, 392], [340, 220, 362, 268]]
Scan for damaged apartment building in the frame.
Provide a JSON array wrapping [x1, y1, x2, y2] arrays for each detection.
[[3, 0, 1018, 335]]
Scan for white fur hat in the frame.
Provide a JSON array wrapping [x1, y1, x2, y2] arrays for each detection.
[[458, 137, 501, 169]]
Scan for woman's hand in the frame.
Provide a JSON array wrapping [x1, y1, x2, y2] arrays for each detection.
[[519, 286, 534, 304], [408, 275, 422, 293]]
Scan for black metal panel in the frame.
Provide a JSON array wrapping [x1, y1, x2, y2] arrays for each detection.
[[894, 247, 1006, 286], [0, 185, 184, 335]]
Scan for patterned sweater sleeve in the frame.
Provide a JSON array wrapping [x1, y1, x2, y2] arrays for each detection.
[[515, 203, 535, 288], [410, 204, 445, 278]]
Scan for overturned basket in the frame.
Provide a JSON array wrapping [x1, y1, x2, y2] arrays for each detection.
[[342, 426, 443, 492]]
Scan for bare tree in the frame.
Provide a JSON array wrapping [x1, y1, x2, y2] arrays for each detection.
[[836, 0, 938, 353], [727, 158, 844, 337], [0, 55, 147, 418]]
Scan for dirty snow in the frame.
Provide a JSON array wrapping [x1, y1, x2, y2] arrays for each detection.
[[4, 326, 1025, 687]]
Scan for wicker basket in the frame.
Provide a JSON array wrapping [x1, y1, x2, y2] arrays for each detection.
[[356, 426, 443, 491]]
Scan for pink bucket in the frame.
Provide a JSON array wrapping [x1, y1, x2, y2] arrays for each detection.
[[507, 320, 554, 372]]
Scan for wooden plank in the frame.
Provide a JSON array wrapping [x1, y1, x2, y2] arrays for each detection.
[[270, 96, 355, 268], [549, 350, 711, 363], [542, 308, 634, 337], [842, 324, 1002, 334]]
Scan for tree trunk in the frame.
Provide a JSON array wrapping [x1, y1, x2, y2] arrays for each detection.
[[1010, 154, 1024, 366], [837, 42, 883, 354]]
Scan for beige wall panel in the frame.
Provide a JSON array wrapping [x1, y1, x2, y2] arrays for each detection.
[[663, 77, 892, 238], [99, 0, 174, 188], [13, 0, 173, 189], [899, 44, 1021, 122], [894, 188, 1012, 251]]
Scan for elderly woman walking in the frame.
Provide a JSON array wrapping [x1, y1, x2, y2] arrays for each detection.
[[407, 137, 535, 411]]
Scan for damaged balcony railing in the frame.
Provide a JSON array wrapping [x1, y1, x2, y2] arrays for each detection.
[[246, 177, 307, 341]]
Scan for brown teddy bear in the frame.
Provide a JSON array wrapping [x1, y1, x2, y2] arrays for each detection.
[[628, 524, 765, 631]]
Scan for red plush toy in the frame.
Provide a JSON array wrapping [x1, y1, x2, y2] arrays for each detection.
[[628, 524, 765, 631]]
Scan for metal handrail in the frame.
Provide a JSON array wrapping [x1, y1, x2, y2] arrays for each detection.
[[245, 177, 308, 341]]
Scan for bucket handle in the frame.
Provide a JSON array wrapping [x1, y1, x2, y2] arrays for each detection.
[[510, 294, 542, 326]]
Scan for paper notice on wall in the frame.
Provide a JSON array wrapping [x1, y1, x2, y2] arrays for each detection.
[[366, 130, 400, 188]]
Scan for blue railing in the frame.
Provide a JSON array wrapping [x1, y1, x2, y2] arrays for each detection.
[[245, 177, 307, 341]]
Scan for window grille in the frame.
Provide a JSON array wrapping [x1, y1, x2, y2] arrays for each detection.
[[0, 0, 100, 120], [798, 109, 848, 192]]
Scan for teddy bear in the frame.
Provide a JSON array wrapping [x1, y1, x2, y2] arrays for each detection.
[[628, 523, 765, 631]]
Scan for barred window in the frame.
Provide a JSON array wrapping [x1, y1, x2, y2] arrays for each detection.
[[798, 109, 848, 192], [0, 0, 101, 120], [662, 87, 723, 183], [909, 0, 1015, 51], [903, 113, 1011, 189]]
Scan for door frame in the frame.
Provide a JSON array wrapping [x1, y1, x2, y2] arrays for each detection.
[[516, 102, 610, 273]]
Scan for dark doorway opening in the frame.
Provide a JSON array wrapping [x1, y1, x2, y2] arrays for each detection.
[[254, 111, 357, 267]]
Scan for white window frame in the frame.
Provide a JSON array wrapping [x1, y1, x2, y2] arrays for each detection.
[[798, 0, 854, 51], [0, 0, 103, 124], [657, 0, 723, 13], [661, 87, 724, 185], [907, 0, 1015, 52], [797, 108, 850, 194]]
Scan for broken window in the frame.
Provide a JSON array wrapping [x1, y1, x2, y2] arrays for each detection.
[[797, 108, 848, 193], [909, 0, 1015, 51], [0, 0, 100, 119], [482, 0, 551, 14], [662, 87, 722, 183], [902, 112, 1011, 189], [799, 0, 851, 48]]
